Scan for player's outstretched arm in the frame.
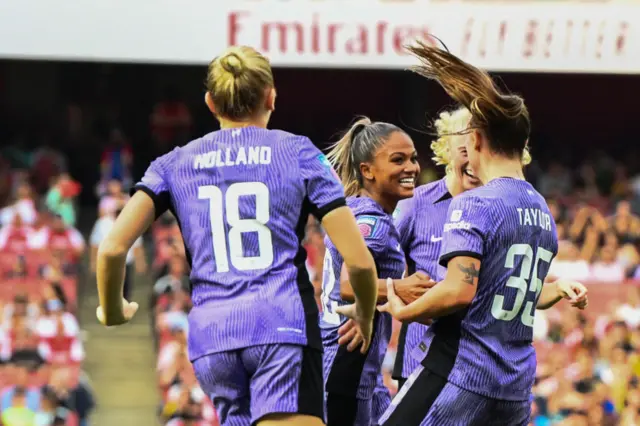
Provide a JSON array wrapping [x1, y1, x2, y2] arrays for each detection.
[[537, 280, 588, 310], [96, 191, 155, 326], [322, 206, 378, 352], [338, 267, 435, 304], [380, 256, 479, 323]]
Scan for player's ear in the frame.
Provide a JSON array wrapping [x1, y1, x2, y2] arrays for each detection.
[[470, 129, 483, 153], [265, 87, 276, 112], [204, 92, 216, 115], [360, 162, 374, 183]]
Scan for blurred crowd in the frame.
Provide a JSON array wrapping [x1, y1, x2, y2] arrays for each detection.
[[0, 159, 94, 425], [149, 214, 218, 426], [527, 159, 640, 282]]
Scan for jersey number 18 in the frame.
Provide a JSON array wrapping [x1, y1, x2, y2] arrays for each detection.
[[492, 243, 553, 327], [198, 183, 274, 273]]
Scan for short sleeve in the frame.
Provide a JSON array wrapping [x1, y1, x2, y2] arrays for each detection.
[[356, 214, 392, 258], [298, 138, 346, 220], [439, 194, 492, 267], [131, 151, 173, 218], [394, 197, 416, 251]]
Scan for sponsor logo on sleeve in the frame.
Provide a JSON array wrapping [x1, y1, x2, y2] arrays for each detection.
[[356, 215, 380, 238], [317, 153, 340, 180]]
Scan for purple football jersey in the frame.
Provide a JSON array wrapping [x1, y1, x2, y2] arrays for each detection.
[[412, 178, 558, 401], [321, 196, 405, 400], [132, 127, 346, 360], [392, 178, 451, 380]]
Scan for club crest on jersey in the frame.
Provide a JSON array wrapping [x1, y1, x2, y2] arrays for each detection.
[[357, 215, 379, 238], [317, 154, 340, 180], [450, 209, 463, 222]]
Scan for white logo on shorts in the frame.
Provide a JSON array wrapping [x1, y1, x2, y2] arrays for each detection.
[[277, 327, 303, 334]]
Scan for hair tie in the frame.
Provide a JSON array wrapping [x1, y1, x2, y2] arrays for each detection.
[[351, 123, 367, 143]]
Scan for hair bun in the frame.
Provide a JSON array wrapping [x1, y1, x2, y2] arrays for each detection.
[[220, 52, 245, 77]]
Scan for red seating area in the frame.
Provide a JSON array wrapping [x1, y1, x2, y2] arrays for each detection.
[[0, 249, 82, 426]]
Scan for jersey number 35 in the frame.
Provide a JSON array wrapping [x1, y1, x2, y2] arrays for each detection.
[[492, 243, 553, 327]]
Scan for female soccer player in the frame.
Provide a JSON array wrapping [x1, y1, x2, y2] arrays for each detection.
[[95, 46, 380, 426], [389, 107, 583, 392], [339, 42, 588, 425], [391, 106, 483, 391], [320, 118, 431, 426]]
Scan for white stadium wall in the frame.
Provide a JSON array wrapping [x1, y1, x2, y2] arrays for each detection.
[[0, 0, 637, 73]]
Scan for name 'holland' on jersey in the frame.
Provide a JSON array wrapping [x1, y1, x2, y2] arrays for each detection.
[[131, 126, 347, 362], [193, 146, 272, 169]]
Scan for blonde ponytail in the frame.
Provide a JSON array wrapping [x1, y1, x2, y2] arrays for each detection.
[[327, 117, 372, 197]]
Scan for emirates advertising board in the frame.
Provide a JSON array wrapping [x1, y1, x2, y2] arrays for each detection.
[[0, 0, 636, 74]]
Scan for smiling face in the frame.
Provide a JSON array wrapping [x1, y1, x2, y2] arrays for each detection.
[[449, 132, 481, 191], [360, 131, 420, 201]]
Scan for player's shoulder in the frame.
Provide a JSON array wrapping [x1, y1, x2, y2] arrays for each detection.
[[413, 178, 448, 203], [348, 197, 387, 218], [454, 184, 501, 205], [267, 128, 311, 144], [348, 197, 392, 237], [256, 129, 317, 162]]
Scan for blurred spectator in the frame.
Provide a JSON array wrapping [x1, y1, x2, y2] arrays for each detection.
[[0, 214, 30, 254], [610, 200, 640, 245], [29, 214, 85, 263], [0, 181, 37, 226], [548, 241, 591, 281], [150, 86, 192, 155], [1, 364, 41, 411], [591, 245, 626, 283], [303, 217, 324, 284], [2, 294, 39, 334], [0, 155, 12, 207], [1, 386, 36, 426], [154, 256, 189, 295], [35, 387, 66, 426], [612, 164, 633, 201], [538, 162, 573, 198], [42, 367, 95, 426], [98, 179, 128, 217], [151, 213, 186, 278], [30, 141, 68, 195], [97, 128, 133, 195], [90, 207, 147, 300], [45, 174, 81, 227]]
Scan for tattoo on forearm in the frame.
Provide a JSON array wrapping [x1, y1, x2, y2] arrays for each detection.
[[458, 263, 479, 285]]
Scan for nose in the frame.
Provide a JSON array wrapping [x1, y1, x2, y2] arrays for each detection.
[[405, 161, 420, 176]]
